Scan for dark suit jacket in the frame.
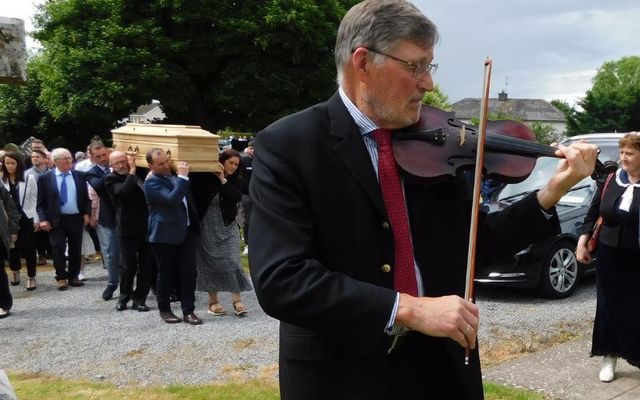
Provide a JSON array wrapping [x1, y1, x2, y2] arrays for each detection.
[[144, 173, 199, 244], [249, 92, 561, 400], [582, 171, 640, 250], [36, 169, 91, 228], [86, 164, 115, 228], [104, 172, 149, 238]]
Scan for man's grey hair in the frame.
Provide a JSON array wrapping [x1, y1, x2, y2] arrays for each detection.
[[334, 0, 438, 84], [51, 148, 72, 161]]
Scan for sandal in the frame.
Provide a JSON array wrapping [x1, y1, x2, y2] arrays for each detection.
[[233, 301, 248, 316], [26, 277, 37, 291], [10, 271, 20, 286], [208, 303, 227, 316]]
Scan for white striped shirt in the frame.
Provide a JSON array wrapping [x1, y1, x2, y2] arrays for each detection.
[[337, 88, 423, 335]]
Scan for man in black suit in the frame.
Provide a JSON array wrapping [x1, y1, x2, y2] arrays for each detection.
[[248, 1, 599, 399], [85, 141, 120, 301], [239, 140, 254, 255], [105, 151, 152, 312], [37, 148, 91, 290], [144, 148, 202, 325]]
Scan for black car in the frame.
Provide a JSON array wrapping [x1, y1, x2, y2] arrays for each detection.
[[475, 133, 624, 298]]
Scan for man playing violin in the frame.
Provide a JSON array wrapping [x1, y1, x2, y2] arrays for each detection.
[[249, 1, 598, 399]]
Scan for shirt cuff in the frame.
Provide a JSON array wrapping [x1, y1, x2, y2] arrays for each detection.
[[385, 292, 400, 334], [540, 208, 554, 219], [177, 175, 189, 181]]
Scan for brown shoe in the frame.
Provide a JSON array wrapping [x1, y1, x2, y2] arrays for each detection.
[[159, 311, 182, 323], [207, 303, 226, 316], [183, 313, 203, 325], [37, 256, 47, 266], [57, 279, 69, 291], [69, 279, 85, 287], [232, 301, 248, 316]]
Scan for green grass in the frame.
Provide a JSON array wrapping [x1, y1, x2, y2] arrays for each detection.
[[484, 381, 546, 400], [7, 372, 545, 400], [8, 372, 278, 400]]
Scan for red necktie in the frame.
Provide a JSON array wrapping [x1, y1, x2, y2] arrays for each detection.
[[371, 129, 419, 297]]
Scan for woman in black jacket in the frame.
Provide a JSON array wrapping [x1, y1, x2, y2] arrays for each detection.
[[576, 132, 640, 383], [194, 149, 252, 317], [0, 184, 21, 318]]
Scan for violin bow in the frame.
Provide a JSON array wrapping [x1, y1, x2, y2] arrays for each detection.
[[464, 58, 492, 365]]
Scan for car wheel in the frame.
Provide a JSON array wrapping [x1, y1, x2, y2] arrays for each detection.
[[538, 240, 580, 299]]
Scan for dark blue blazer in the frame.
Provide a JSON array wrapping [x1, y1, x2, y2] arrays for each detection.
[[36, 169, 91, 228], [144, 173, 199, 244], [86, 164, 115, 228]]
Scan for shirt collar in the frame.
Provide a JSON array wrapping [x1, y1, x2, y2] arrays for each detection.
[[55, 168, 70, 176], [338, 87, 379, 136]]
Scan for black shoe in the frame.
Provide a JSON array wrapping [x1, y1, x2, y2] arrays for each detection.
[[159, 311, 182, 323], [102, 285, 117, 301], [169, 293, 180, 302], [10, 271, 20, 286], [115, 302, 127, 311], [183, 313, 203, 325], [69, 279, 84, 287], [132, 302, 149, 312]]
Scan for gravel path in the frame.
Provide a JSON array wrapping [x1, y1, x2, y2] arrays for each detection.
[[2, 262, 279, 386], [1, 262, 597, 386]]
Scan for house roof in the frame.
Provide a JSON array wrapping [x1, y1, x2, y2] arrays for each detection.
[[132, 103, 161, 116], [451, 97, 566, 122]]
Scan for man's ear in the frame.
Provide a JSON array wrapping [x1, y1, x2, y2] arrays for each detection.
[[352, 47, 373, 83]]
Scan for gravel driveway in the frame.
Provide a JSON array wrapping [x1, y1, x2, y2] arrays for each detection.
[[1, 261, 597, 386]]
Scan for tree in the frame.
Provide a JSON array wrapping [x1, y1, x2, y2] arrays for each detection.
[[30, 0, 358, 145], [550, 99, 580, 136], [570, 56, 640, 134], [0, 54, 78, 149], [421, 84, 451, 110], [529, 121, 556, 145]]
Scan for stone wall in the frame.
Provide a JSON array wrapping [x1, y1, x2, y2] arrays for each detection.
[[0, 17, 27, 84]]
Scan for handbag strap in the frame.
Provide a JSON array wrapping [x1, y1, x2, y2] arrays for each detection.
[[593, 173, 614, 231], [600, 173, 614, 202]]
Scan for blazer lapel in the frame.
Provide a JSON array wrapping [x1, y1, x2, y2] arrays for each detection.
[[327, 93, 386, 217]]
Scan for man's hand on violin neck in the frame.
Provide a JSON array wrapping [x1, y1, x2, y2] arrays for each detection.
[[395, 294, 479, 349], [537, 142, 599, 210]]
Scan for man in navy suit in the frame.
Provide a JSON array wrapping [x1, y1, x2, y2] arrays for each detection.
[[144, 148, 202, 325], [37, 148, 91, 290], [85, 141, 120, 301]]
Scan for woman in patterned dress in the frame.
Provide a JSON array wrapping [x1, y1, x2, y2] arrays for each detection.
[[195, 149, 252, 316]]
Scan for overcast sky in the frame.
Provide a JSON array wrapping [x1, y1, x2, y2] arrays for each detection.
[[2, 0, 639, 106]]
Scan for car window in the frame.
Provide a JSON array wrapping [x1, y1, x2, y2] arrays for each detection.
[[497, 157, 558, 200], [497, 157, 593, 203], [595, 144, 620, 162]]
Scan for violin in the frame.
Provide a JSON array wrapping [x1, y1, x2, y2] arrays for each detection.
[[392, 105, 615, 183]]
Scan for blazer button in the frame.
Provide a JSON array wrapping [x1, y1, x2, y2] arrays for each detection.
[[381, 264, 391, 273], [382, 221, 390, 230]]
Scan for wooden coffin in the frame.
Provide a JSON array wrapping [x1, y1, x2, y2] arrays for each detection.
[[111, 123, 221, 172]]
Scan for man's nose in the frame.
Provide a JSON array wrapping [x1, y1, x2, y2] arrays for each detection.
[[417, 71, 434, 92]]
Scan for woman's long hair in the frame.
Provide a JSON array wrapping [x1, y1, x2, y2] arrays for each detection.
[[219, 148, 242, 180], [0, 152, 26, 183]]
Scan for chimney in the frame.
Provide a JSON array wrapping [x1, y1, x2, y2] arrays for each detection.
[[498, 90, 508, 101]]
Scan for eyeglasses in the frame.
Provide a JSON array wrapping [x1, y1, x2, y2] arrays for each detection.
[[365, 47, 438, 78]]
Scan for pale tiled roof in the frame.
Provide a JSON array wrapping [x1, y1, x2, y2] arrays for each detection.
[[452, 96, 566, 122]]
